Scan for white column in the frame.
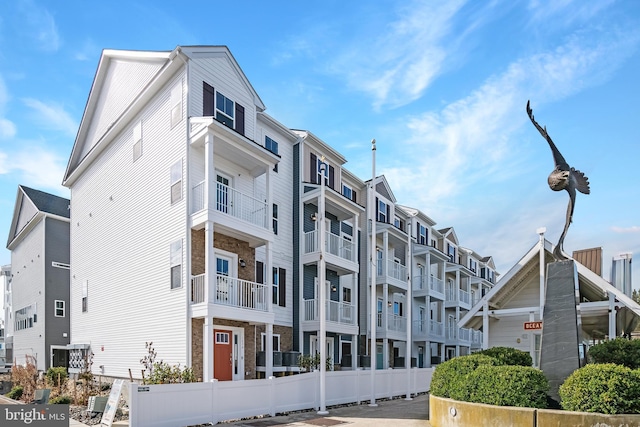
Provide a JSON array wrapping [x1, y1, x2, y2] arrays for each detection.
[[204, 132, 215, 212], [318, 160, 328, 415], [608, 292, 617, 339], [405, 233, 412, 400], [266, 322, 274, 379], [203, 317, 214, 381], [537, 228, 546, 319], [482, 301, 489, 349]]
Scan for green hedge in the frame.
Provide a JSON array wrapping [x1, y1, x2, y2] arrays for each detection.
[[430, 354, 501, 400], [588, 338, 640, 369], [559, 363, 640, 414], [478, 347, 532, 367], [467, 365, 548, 408], [6, 385, 23, 400]]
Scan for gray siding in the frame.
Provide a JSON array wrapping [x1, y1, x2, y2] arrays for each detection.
[[44, 217, 71, 369]]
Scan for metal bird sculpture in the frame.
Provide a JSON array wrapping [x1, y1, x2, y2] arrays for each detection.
[[526, 100, 590, 260]]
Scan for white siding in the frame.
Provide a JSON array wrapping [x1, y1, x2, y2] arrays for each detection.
[[11, 220, 46, 370], [254, 119, 294, 326], [70, 71, 188, 379], [189, 56, 256, 138], [488, 315, 532, 354], [80, 58, 166, 160]]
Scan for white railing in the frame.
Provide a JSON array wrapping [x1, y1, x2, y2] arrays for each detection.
[[429, 320, 444, 337], [303, 230, 355, 262], [471, 330, 483, 345], [430, 276, 444, 294], [387, 260, 407, 282], [303, 299, 356, 325], [412, 275, 428, 292], [446, 326, 457, 340], [191, 274, 206, 303], [459, 289, 470, 305], [387, 314, 407, 333], [413, 319, 428, 336], [445, 286, 457, 302], [129, 368, 434, 427], [190, 274, 268, 312], [191, 181, 268, 229], [458, 327, 471, 342]]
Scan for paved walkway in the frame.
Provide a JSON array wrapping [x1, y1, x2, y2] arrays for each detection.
[[227, 394, 431, 427]]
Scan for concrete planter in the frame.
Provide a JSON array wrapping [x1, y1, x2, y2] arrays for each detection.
[[430, 394, 640, 427]]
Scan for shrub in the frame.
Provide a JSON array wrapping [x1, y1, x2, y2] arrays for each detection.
[[559, 363, 640, 414], [467, 365, 548, 408], [430, 354, 501, 400], [46, 367, 68, 388], [588, 338, 640, 369], [49, 394, 72, 404], [11, 356, 38, 402], [479, 347, 533, 367], [6, 385, 23, 400]]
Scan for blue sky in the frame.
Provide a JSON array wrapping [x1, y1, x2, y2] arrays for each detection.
[[0, 0, 638, 285]]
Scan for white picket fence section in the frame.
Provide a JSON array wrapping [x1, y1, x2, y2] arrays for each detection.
[[129, 368, 433, 427]]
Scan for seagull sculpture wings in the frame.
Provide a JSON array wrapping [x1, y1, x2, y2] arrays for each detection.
[[526, 100, 590, 260]]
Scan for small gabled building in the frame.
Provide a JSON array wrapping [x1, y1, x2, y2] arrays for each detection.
[[6, 186, 70, 371], [460, 235, 640, 367]]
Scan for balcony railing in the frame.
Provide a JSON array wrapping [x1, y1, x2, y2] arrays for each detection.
[[430, 276, 444, 294], [446, 326, 457, 340], [471, 329, 483, 345], [413, 275, 428, 291], [377, 313, 407, 333], [459, 289, 470, 305], [303, 230, 356, 262], [191, 181, 268, 229], [413, 319, 428, 336], [190, 273, 269, 312], [458, 327, 471, 342], [430, 320, 444, 338], [413, 275, 445, 295], [378, 260, 407, 282], [303, 299, 356, 325]]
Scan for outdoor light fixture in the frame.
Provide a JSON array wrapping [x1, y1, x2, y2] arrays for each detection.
[[311, 213, 318, 221], [239, 259, 246, 268], [331, 285, 337, 292]]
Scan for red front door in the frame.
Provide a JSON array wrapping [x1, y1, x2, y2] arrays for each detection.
[[214, 329, 233, 381]]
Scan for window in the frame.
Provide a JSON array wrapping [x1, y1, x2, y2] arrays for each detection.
[[216, 92, 235, 128], [15, 304, 36, 331], [272, 267, 286, 307], [272, 204, 278, 235], [378, 200, 387, 223], [342, 287, 352, 303], [55, 300, 65, 317], [376, 248, 383, 276], [342, 184, 352, 200], [170, 159, 182, 204], [133, 120, 142, 162], [170, 240, 182, 289], [469, 259, 477, 274], [447, 243, 456, 263], [170, 81, 182, 127], [215, 332, 230, 344], [418, 223, 428, 245], [265, 136, 279, 154], [261, 333, 281, 352], [82, 280, 88, 312]]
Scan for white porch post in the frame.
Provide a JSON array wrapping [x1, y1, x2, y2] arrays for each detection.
[[608, 292, 617, 339], [537, 227, 546, 319], [318, 159, 328, 415], [266, 241, 273, 378], [482, 301, 489, 349], [203, 317, 214, 381]]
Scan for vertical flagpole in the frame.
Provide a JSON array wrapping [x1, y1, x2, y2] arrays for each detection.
[[369, 139, 378, 407], [318, 158, 328, 415]]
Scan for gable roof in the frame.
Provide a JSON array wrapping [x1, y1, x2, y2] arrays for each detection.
[[438, 227, 459, 245], [460, 238, 640, 335], [363, 175, 397, 203], [7, 186, 70, 249], [63, 45, 266, 187]]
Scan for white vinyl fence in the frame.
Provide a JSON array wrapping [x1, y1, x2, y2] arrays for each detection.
[[129, 368, 433, 427]]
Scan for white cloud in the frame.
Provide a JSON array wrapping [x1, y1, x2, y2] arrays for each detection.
[[0, 76, 16, 139], [73, 39, 99, 62], [18, 0, 61, 52], [0, 145, 67, 191], [22, 98, 78, 137], [611, 226, 640, 233]]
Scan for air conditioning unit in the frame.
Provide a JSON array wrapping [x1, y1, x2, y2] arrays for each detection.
[[87, 396, 108, 413]]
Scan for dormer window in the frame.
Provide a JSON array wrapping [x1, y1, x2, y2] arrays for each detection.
[[469, 259, 477, 274], [378, 200, 388, 223], [202, 82, 245, 135], [216, 92, 234, 128], [447, 243, 456, 263], [418, 224, 428, 245]]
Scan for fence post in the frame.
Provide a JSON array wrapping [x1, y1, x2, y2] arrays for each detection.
[[269, 376, 276, 416], [210, 379, 219, 425], [129, 382, 137, 427]]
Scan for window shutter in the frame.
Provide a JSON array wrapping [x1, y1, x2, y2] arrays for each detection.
[[278, 268, 286, 307], [203, 82, 214, 116], [417, 222, 420, 242], [328, 165, 335, 189], [375, 197, 379, 221], [310, 153, 317, 184], [352, 190, 357, 203], [386, 205, 390, 224], [256, 261, 264, 284], [234, 103, 245, 135]]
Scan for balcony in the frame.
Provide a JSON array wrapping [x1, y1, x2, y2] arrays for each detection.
[[376, 313, 407, 340], [471, 329, 483, 348], [412, 275, 445, 299], [430, 320, 444, 339], [302, 299, 357, 335], [445, 287, 471, 309], [413, 319, 428, 339], [190, 273, 272, 322], [303, 230, 356, 262], [191, 181, 268, 229], [377, 260, 408, 289]]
